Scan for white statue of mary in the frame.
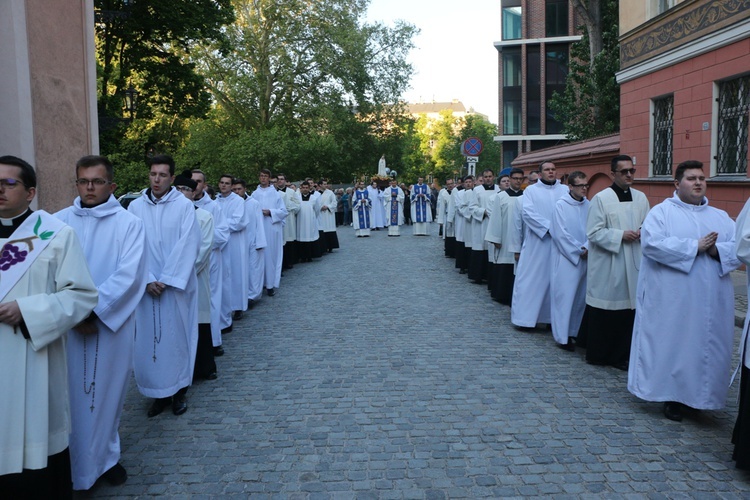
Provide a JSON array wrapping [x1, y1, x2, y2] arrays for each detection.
[[377, 155, 386, 176]]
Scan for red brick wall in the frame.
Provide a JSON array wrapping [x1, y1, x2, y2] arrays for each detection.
[[620, 38, 750, 218]]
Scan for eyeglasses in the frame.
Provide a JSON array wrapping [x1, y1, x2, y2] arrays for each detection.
[[75, 178, 110, 187], [527, 178, 539, 184], [176, 185, 194, 192], [0, 178, 25, 190], [615, 168, 637, 175], [570, 183, 590, 188]]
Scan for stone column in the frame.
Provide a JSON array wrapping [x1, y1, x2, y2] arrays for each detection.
[[0, 0, 98, 212]]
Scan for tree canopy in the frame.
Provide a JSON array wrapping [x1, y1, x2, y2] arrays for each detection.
[[549, 0, 619, 141]]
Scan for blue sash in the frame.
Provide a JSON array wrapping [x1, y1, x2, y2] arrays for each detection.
[[413, 184, 429, 223], [354, 190, 370, 228], [389, 187, 400, 225]]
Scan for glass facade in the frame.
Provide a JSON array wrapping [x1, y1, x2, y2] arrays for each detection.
[[503, 48, 522, 135], [546, 0, 568, 37], [502, 7, 522, 40], [526, 46, 541, 134], [545, 44, 569, 134]]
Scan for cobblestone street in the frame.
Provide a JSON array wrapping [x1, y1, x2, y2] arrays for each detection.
[[90, 225, 750, 498]]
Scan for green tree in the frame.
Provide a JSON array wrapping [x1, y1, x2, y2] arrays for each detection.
[[185, 0, 417, 182], [549, 0, 619, 141], [94, 0, 235, 192]]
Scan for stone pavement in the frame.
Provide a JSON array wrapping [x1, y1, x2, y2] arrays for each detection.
[[88, 225, 750, 498]]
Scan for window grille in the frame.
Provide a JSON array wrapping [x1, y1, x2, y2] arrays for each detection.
[[652, 95, 673, 176], [716, 75, 750, 175]]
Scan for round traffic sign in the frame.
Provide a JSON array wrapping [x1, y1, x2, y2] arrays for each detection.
[[462, 137, 483, 156]]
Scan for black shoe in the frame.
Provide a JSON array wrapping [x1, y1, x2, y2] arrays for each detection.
[[232, 310, 243, 320], [102, 462, 128, 486], [147, 398, 170, 418], [221, 324, 233, 334], [205, 372, 218, 380], [664, 402, 683, 422], [557, 341, 575, 352], [172, 394, 188, 416], [612, 361, 629, 371], [459, 269, 467, 274], [266, 288, 275, 296], [247, 299, 255, 310], [214, 346, 224, 357]]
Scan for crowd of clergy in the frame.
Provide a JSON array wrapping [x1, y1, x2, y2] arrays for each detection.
[[435, 155, 750, 471], [0, 153, 349, 496], [5, 150, 750, 497], [349, 177, 435, 237]]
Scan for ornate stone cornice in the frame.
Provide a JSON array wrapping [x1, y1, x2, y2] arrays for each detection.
[[620, 0, 750, 68]]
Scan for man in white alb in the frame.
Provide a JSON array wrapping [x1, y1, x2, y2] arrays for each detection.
[[251, 169, 288, 296], [56, 155, 147, 491], [128, 155, 200, 418]]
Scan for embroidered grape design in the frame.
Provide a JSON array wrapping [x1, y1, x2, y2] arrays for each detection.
[[0, 244, 28, 271]]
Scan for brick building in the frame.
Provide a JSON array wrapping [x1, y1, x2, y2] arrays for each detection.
[[494, 0, 582, 169], [511, 0, 750, 217]]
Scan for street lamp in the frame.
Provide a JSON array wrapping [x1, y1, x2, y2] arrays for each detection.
[[123, 86, 138, 121]]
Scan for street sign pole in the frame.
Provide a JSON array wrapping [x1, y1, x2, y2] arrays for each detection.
[[466, 156, 478, 177]]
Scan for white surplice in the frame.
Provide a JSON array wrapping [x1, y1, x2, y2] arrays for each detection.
[[0, 212, 98, 476], [367, 186, 386, 228], [246, 197, 267, 301], [735, 198, 750, 371], [297, 193, 321, 242], [383, 186, 405, 236], [510, 181, 568, 327], [194, 194, 229, 346], [411, 183, 433, 235], [56, 196, 147, 490], [586, 187, 650, 310], [351, 189, 371, 236], [470, 185, 499, 250], [128, 188, 201, 398], [318, 188, 337, 232], [251, 185, 288, 290], [195, 208, 214, 325], [485, 191, 519, 265], [436, 188, 453, 238], [216, 191, 250, 319], [279, 187, 300, 244], [447, 188, 464, 242], [457, 188, 474, 245], [628, 194, 740, 409], [549, 194, 589, 344]]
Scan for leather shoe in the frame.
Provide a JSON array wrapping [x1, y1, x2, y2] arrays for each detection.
[[232, 310, 243, 320], [221, 324, 233, 334], [102, 462, 128, 486], [247, 299, 255, 310], [205, 371, 218, 380], [214, 346, 224, 357], [147, 398, 170, 418], [266, 288, 275, 296], [664, 402, 683, 422], [557, 341, 575, 352], [172, 394, 188, 416]]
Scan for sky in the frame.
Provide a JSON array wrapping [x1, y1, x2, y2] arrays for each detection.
[[365, 0, 500, 124]]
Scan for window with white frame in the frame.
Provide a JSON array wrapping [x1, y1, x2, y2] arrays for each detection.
[[716, 74, 749, 175], [652, 95, 673, 176]]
